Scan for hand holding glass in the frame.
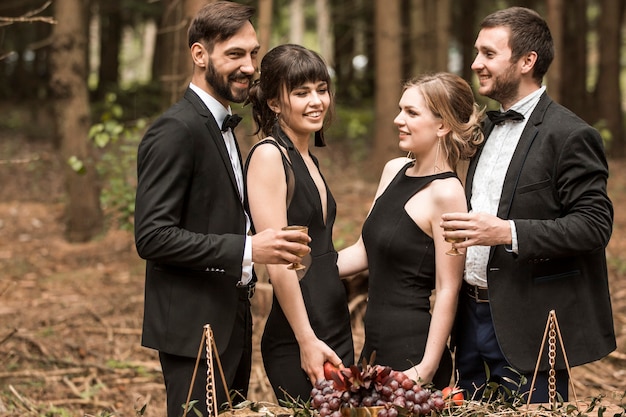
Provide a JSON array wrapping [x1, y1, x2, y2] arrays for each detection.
[[282, 225, 310, 270]]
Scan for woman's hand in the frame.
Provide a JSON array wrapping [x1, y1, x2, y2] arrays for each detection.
[[299, 336, 343, 385]]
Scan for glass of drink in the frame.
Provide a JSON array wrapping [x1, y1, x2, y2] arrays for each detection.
[[444, 228, 464, 256], [282, 225, 309, 270]]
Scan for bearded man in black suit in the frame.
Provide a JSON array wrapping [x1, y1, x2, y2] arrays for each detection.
[[441, 6, 615, 403], [134, 2, 310, 416]]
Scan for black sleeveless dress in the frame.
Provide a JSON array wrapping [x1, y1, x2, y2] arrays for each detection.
[[245, 126, 354, 400], [360, 162, 455, 389]]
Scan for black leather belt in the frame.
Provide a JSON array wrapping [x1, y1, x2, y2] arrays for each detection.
[[237, 282, 256, 300], [464, 282, 489, 303]]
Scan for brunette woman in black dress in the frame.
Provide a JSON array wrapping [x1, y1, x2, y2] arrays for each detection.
[[245, 44, 353, 401]]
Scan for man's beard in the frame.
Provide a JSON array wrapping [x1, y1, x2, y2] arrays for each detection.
[[485, 63, 520, 105], [205, 60, 250, 104]]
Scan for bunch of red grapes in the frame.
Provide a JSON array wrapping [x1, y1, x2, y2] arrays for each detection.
[[309, 364, 445, 417]]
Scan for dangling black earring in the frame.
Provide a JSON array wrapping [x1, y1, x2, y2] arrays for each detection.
[[315, 129, 326, 147]]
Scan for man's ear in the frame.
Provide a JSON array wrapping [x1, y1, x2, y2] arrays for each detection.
[[190, 42, 206, 68], [520, 51, 537, 75]]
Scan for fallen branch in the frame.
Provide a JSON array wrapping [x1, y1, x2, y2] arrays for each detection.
[[46, 398, 115, 408], [12, 333, 50, 357], [0, 281, 14, 297], [82, 326, 142, 335], [0, 328, 17, 346], [0, 367, 87, 379], [0, 351, 136, 374], [8, 385, 36, 413], [0, 155, 41, 164]]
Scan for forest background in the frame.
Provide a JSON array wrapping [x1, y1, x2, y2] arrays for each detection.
[[0, 0, 625, 416]]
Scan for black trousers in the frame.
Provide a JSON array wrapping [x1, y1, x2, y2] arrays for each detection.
[[454, 291, 569, 403], [159, 297, 252, 417]]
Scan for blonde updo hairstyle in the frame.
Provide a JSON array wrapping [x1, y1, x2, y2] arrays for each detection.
[[403, 72, 484, 172]]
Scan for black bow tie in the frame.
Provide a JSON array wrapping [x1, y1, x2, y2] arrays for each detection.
[[221, 114, 242, 132], [486, 109, 524, 125]]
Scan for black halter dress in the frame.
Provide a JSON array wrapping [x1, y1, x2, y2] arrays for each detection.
[[245, 126, 354, 400], [359, 162, 455, 388]]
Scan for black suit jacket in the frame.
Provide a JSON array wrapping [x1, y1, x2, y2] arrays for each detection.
[[465, 92, 616, 372], [135, 88, 248, 358]]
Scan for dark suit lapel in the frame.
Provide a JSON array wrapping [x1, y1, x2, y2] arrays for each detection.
[[205, 119, 242, 199], [231, 129, 244, 167], [497, 93, 552, 218], [184, 88, 243, 202]]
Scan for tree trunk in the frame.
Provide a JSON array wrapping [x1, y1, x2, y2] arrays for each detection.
[[594, 0, 625, 157], [455, 0, 477, 84], [434, 0, 450, 71], [409, 0, 449, 76], [560, 0, 587, 119], [546, 0, 563, 103], [156, 0, 205, 108], [316, 0, 333, 66], [257, 0, 273, 59], [332, 1, 357, 103], [49, 0, 103, 242], [96, 0, 122, 99], [410, 0, 432, 75], [289, 0, 305, 45], [372, 0, 402, 175]]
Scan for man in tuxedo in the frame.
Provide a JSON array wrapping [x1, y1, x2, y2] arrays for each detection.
[[441, 7, 615, 403], [134, 2, 310, 416]]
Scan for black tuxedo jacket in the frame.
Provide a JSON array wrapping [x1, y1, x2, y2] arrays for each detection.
[[465, 92, 616, 372], [135, 88, 247, 358]]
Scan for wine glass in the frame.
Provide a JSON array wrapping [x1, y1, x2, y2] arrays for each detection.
[[282, 225, 309, 270], [444, 228, 464, 256]]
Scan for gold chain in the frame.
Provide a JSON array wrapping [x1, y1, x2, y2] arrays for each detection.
[[205, 326, 217, 417], [548, 316, 557, 405]]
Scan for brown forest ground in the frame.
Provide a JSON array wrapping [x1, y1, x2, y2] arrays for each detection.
[[0, 136, 624, 417]]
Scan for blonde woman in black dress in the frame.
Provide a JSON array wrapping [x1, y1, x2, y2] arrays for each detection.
[[337, 73, 483, 388]]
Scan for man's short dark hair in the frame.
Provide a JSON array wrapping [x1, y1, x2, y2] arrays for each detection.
[[188, 1, 255, 51]]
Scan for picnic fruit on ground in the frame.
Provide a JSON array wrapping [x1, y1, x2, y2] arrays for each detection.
[[310, 361, 445, 417], [324, 361, 347, 390], [324, 361, 345, 381], [441, 386, 464, 406]]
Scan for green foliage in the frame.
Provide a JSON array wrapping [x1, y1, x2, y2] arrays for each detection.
[[88, 93, 146, 230], [181, 399, 203, 417], [594, 119, 613, 149], [0, 109, 23, 130], [43, 406, 74, 417], [67, 155, 85, 174], [328, 103, 375, 163], [94, 82, 165, 121]]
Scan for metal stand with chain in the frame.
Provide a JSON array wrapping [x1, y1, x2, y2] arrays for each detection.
[[526, 310, 579, 408], [183, 325, 233, 417]]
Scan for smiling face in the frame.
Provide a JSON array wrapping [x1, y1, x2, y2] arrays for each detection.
[[394, 86, 446, 158], [192, 21, 259, 106], [471, 26, 523, 107], [270, 80, 331, 142]]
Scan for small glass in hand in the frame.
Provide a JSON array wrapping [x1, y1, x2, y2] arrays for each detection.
[[282, 225, 309, 270], [444, 228, 464, 256]]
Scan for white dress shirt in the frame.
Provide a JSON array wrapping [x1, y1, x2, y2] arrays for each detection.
[[464, 86, 545, 287], [189, 83, 253, 286]]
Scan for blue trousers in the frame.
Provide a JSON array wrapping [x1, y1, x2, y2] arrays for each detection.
[[454, 292, 569, 403]]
